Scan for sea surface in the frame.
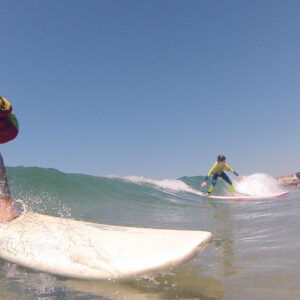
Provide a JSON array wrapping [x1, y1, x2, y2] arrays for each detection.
[[1, 167, 300, 300]]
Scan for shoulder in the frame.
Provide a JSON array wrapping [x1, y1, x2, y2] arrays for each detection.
[[225, 163, 232, 170], [208, 162, 218, 174]]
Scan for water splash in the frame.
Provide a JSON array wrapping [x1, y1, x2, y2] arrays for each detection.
[[234, 173, 284, 196], [105, 175, 203, 195]]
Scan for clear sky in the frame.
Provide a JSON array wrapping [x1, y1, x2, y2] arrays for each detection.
[[1, 0, 299, 178]]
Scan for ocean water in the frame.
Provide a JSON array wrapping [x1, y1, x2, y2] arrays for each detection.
[[1, 166, 300, 299]]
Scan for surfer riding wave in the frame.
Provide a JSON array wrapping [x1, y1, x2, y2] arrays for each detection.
[[201, 154, 243, 196], [0, 97, 19, 222]]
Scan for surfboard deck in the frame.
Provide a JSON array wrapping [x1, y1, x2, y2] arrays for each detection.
[[204, 191, 289, 200], [0, 212, 212, 280]]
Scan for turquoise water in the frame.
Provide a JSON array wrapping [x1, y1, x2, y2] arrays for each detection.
[[1, 167, 300, 299]]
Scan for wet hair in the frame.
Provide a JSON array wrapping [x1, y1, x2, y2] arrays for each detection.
[[218, 154, 226, 162]]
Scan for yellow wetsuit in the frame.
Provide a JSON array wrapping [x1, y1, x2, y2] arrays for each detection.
[[204, 162, 239, 194], [207, 162, 235, 176]]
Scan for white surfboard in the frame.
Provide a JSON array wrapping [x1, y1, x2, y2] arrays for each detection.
[[0, 212, 212, 280], [205, 191, 289, 200]]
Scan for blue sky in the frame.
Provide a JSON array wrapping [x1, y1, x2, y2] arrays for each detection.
[[1, 0, 299, 178]]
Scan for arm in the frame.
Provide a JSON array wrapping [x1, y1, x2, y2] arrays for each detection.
[[225, 164, 242, 179], [201, 162, 217, 187], [232, 170, 239, 176]]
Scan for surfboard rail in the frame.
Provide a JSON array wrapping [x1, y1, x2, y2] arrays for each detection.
[[204, 191, 289, 200]]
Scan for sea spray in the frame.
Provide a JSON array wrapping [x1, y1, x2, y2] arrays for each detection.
[[234, 173, 284, 195], [107, 175, 204, 195]]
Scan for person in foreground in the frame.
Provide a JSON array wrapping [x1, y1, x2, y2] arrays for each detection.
[[201, 154, 243, 196], [0, 97, 19, 222]]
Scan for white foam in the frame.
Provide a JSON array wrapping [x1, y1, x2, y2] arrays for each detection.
[[103, 175, 203, 195], [234, 173, 284, 196]]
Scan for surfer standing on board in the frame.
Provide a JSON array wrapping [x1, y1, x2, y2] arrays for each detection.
[[0, 97, 19, 222], [201, 155, 243, 196]]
